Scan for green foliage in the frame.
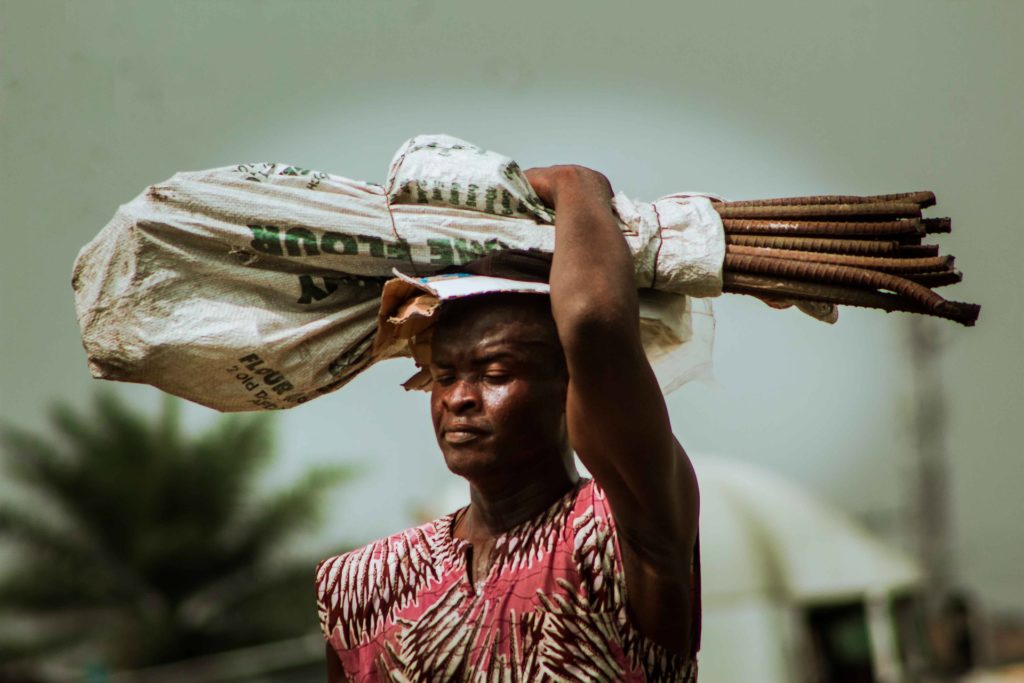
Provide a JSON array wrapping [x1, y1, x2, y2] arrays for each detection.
[[0, 391, 354, 673]]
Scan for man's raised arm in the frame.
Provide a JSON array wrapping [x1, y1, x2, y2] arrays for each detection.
[[525, 165, 700, 656]]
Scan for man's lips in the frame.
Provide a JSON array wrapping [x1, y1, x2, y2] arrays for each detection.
[[442, 424, 489, 444]]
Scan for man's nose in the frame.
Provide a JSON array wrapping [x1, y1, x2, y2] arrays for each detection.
[[445, 378, 481, 414]]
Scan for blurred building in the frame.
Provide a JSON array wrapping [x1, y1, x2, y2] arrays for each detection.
[[694, 456, 925, 683]]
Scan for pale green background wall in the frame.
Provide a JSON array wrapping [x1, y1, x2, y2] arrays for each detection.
[[2, 0, 1021, 612]]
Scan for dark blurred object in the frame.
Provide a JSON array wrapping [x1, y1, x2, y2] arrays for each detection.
[[942, 592, 977, 675], [988, 612, 1024, 666], [926, 590, 981, 680], [0, 391, 354, 680], [806, 602, 875, 683]]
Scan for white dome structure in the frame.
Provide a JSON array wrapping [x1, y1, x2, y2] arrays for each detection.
[[693, 455, 924, 683], [695, 455, 921, 603]]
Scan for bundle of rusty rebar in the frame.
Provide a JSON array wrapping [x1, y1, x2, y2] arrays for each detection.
[[713, 191, 980, 326]]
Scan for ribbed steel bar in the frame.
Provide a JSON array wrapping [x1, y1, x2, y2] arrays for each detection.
[[716, 201, 922, 220], [923, 217, 952, 234], [723, 272, 932, 314], [724, 253, 979, 325], [724, 272, 922, 309], [726, 234, 901, 256], [717, 191, 936, 209], [725, 245, 954, 273], [723, 218, 923, 238], [900, 270, 963, 287], [722, 272, 978, 325]]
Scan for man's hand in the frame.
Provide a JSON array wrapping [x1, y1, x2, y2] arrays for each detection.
[[524, 165, 613, 213]]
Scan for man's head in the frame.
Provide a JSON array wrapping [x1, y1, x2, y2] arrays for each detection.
[[428, 293, 571, 482]]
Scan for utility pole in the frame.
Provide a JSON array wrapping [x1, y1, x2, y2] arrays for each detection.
[[907, 316, 954, 597]]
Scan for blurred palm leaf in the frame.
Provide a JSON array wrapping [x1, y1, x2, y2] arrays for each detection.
[[0, 391, 355, 674]]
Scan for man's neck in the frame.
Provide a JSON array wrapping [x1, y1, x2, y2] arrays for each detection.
[[457, 454, 579, 542]]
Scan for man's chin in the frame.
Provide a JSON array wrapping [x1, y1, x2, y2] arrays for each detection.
[[441, 445, 502, 479]]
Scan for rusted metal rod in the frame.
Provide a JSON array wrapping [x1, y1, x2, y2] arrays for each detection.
[[900, 270, 963, 287], [709, 190, 977, 324], [725, 245, 954, 272], [723, 218, 924, 238], [717, 191, 936, 209], [724, 253, 979, 325], [716, 201, 922, 220], [725, 253, 944, 306], [726, 234, 901, 256], [722, 272, 978, 325], [723, 272, 931, 314], [923, 217, 952, 234]]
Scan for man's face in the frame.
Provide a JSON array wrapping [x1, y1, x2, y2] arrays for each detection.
[[428, 297, 568, 480]]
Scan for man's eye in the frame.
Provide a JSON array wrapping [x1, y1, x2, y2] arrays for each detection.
[[431, 371, 455, 385], [484, 372, 510, 383]]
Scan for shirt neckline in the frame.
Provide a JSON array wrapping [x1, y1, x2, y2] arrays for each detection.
[[437, 477, 588, 571]]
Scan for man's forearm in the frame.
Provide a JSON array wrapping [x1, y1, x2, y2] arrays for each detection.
[[534, 166, 641, 355]]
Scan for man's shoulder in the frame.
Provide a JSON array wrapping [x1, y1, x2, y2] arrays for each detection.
[[315, 512, 463, 648], [315, 513, 457, 598]]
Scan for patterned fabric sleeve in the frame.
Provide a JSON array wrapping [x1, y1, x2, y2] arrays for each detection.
[[315, 523, 450, 653], [316, 545, 383, 650], [315, 553, 343, 644], [315, 540, 408, 651], [573, 481, 700, 682]]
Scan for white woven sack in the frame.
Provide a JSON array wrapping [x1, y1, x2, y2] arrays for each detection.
[[72, 135, 724, 411]]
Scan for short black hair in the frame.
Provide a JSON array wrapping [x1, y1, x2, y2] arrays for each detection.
[[436, 292, 553, 327]]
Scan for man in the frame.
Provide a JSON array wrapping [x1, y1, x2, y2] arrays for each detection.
[[316, 165, 701, 681]]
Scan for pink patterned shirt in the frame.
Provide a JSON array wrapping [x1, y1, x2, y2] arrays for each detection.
[[316, 479, 700, 682]]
